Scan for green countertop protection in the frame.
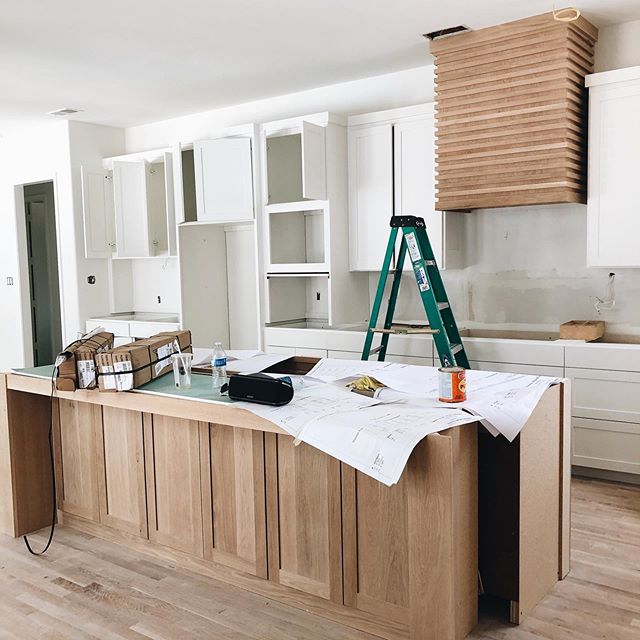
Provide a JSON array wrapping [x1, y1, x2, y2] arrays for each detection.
[[12, 366, 231, 405]]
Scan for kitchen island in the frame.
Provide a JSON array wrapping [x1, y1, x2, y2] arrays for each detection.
[[0, 363, 570, 639]]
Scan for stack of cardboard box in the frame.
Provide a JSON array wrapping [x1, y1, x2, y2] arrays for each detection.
[[56, 332, 114, 391]]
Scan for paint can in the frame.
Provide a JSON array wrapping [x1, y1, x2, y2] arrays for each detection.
[[438, 366, 466, 403]]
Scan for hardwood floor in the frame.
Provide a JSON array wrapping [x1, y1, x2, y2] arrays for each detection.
[[0, 478, 637, 639]]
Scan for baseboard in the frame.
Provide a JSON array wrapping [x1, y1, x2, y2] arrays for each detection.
[[572, 466, 640, 486]]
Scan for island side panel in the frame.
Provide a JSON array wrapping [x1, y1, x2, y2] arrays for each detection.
[[514, 384, 561, 624], [1, 383, 56, 537]]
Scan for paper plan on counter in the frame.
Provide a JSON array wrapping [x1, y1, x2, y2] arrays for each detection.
[[298, 402, 476, 485], [233, 379, 384, 439], [308, 359, 561, 441], [191, 348, 290, 373]]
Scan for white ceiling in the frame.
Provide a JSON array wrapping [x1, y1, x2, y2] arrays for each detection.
[[2, 0, 640, 131]]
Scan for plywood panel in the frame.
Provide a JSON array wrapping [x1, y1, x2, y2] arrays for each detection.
[[58, 399, 101, 522], [342, 427, 478, 640], [144, 414, 203, 556], [431, 11, 597, 210], [266, 434, 342, 603], [96, 406, 147, 537], [200, 424, 267, 577]]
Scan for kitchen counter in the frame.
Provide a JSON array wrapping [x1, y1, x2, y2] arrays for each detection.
[[0, 364, 571, 636]]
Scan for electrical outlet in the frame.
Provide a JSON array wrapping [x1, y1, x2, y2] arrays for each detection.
[[6, 276, 13, 286], [157, 295, 162, 304], [316, 292, 321, 301], [87, 275, 96, 285]]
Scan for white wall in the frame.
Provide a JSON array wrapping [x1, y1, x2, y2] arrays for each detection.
[[595, 20, 640, 72], [125, 66, 435, 151], [0, 120, 124, 370], [0, 121, 74, 368]]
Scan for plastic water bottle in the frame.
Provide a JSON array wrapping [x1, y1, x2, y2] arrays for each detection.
[[211, 342, 228, 393]]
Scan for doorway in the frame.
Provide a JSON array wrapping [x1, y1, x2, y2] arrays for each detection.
[[22, 182, 62, 365]]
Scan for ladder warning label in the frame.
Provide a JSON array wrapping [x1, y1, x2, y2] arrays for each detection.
[[415, 266, 430, 291], [406, 232, 421, 262]]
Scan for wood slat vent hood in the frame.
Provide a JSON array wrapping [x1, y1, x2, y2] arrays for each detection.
[[431, 10, 598, 211]]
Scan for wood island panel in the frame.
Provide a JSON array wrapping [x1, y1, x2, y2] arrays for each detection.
[[265, 434, 343, 603], [144, 413, 204, 556], [200, 423, 267, 577], [96, 406, 147, 537], [57, 399, 101, 522]]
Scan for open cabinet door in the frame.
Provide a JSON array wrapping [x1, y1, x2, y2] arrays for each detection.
[[163, 151, 177, 256], [81, 167, 115, 258], [113, 160, 151, 258], [193, 137, 254, 222], [301, 121, 326, 200]]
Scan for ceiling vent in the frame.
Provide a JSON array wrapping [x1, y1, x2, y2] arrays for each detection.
[[46, 107, 82, 117], [423, 26, 470, 41]]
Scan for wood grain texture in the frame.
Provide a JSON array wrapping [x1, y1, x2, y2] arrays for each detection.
[[96, 405, 147, 537], [431, 11, 597, 210], [200, 423, 267, 577], [0, 478, 635, 639], [144, 413, 204, 556], [266, 435, 343, 603], [57, 399, 102, 523]]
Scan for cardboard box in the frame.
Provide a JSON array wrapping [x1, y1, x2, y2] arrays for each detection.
[[559, 320, 605, 342], [136, 330, 193, 379], [96, 344, 153, 391], [56, 332, 114, 391]]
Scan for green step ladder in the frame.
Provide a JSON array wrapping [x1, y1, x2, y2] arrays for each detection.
[[362, 215, 470, 369]]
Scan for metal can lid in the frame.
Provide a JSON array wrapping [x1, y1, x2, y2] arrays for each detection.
[[438, 366, 465, 373]]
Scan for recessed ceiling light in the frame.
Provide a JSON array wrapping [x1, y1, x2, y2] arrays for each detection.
[[46, 107, 83, 117], [423, 25, 471, 40]]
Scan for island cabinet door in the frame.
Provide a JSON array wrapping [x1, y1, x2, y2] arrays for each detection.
[[144, 414, 204, 557], [56, 400, 102, 522], [265, 434, 343, 603], [95, 406, 147, 537], [199, 424, 267, 577], [342, 429, 478, 640]]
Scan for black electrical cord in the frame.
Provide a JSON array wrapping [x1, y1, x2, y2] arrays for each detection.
[[23, 366, 57, 555]]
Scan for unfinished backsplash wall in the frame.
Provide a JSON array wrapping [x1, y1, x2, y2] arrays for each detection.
[[372, 205, 640, 335]]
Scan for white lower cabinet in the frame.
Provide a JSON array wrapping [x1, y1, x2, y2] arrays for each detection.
[[470, 361, 564, 377], [572, 417, 640, 475], [565, 366, 640, 476]]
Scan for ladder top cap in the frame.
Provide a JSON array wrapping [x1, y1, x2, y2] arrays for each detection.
[[390, 215, 425, 228]]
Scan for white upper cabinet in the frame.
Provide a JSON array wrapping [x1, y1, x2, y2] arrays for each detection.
[[163, 151, 177, 256], [113, 159, 152, 258], [193, 137, 254, 223], [348, 124, 393, 271], [81, 167, 115, 258], [266, 120, 326, 204], [301, 121, 327, 200], [348, 104, 441, 271], [394, 117, 442, 268], [587, 67, 640, 267]]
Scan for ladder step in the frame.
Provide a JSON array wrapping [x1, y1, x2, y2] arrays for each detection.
[[371, 327, 439, 335], [424, 260, 436, 267], [369, 346, 383, 355], [450, 343, 463, 355], [437, 302, 450, 311]]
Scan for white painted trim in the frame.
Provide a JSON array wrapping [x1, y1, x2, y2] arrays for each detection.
[[102, 147, 172, 169], [265, 200, 327, 214], [262, 112, 345, 136], [347, 102, 435, 127], [586, 65, 640, 87]]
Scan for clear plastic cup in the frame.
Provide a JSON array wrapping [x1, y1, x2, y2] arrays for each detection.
[[171, 353, 193, 389]]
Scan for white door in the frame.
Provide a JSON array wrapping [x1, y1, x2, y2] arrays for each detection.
[[348, 124, 393, 271], [193, 137, 254, 222], [588, 80, 640, 267], [394, 116, 443, 267], [301, 121, 326, 200], [164, 151, 177, 256], [113, 160, 152, 258], [81, 167, 115, 258]]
